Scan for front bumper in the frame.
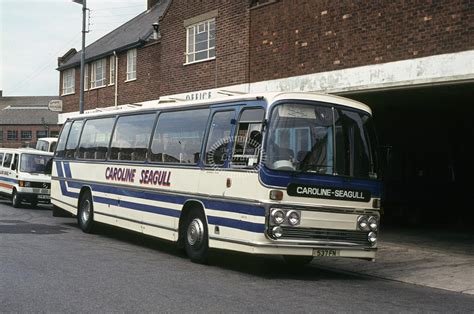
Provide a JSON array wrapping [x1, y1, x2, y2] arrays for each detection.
[[16, 189, 51, 203], [264, 204, 380, 252]]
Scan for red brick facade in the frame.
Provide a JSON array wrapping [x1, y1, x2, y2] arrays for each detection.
[[159, 0, 249, 96], [59, 0, 474, 113], [0, 125, 62, 149], [61, 42, 161, 113], [249, 0, 474, 83]]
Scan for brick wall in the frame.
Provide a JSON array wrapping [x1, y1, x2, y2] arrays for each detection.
[[60, 42, 161, 113], [59, 0, 474, 113], [249, 0, 474, 82], [0, 125, 62, 148], [159, 0, 250, 96]]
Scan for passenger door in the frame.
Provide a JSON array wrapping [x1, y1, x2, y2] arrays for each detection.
[[198, 108, 237, 196]]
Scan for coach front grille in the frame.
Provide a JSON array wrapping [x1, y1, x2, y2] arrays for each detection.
[[280, 227, 369, 245]]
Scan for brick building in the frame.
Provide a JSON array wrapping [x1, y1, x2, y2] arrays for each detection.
[[57, 0, 474, 225], [0, 91, 62, 148]]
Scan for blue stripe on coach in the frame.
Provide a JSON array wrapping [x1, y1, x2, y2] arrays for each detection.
[[55, 161, 265, 233]]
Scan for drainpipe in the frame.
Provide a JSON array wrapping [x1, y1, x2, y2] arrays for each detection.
[[114, 51, 118, 107]]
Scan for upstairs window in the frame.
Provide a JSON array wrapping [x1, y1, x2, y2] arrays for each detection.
[[186, 19, 215, 64], [62, 68, 75, 95], [91, 58, 106, 88], [126, 49, 137, 81]]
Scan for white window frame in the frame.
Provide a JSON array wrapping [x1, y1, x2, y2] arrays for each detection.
[[84, 63, 89, 91], [109, 55, 115, 86], [126, 49, 137, 81], [91, 58, 107, 89], [185, 19, 216, 65], [62, 68, 75, 95]]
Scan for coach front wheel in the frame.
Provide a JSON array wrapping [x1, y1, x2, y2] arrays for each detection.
[[184, 209, 209, 264], [78, 191, 95, 233]]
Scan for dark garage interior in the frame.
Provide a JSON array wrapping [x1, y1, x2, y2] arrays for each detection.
[[345, 82, 474, 229]]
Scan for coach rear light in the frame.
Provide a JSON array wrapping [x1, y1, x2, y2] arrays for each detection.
[[286, 210, 301, 226], [271, 209, 285, 225], [357, 216, 369, 231], [368, 216, 378, 231], [271, 226, 283, 239]]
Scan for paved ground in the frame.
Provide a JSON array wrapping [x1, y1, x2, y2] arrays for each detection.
[[313, 226, 474, 295], [1, 200, 473, 312]]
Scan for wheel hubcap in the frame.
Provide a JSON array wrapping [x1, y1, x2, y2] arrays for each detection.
[[187, 218, 204, 247], [81, 200, 91, 223]]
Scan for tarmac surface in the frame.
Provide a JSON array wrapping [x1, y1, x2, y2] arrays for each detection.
[[1, 200, 473, 312]]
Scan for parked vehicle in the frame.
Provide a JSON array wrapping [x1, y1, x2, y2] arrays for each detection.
[[0, 148, 53, 207], [51, 92, 381, 264], [36, 137, 58, 153]]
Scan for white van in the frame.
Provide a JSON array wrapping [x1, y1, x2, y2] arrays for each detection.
[[0, 148, 53, 207], [36, 137, 58, 153]]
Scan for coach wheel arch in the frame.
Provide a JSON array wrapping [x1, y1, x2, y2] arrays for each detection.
[[178, 200, 208, 248]]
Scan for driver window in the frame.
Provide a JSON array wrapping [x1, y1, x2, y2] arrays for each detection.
[[231, 108, 264, 168]]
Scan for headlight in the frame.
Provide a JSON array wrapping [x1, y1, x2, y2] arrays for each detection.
[[271, 226, 283, 238], [357, 216, 369, 231], [368, 231, 377, 246], [368, 216, 378, 231], [271, 209, 285, 225], [24, 181, 31, 187], [286, 210, 300, 226]]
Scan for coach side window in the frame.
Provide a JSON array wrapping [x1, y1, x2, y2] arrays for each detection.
[[231, 108, 264, 167], [64, 120, 84, 159], [150, 109, 210, 164], [78, 117, 115, 160], [0, 153, 4, 166], [55, 121, 72, 158], [204, 111, 235, 166], [110, 113, 156, 162]]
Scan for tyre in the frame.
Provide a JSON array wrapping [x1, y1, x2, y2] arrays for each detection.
[[184, 209, 209, 264], [11, 190, 21, 208], [52, 205, 72, 217], [77, 191, 95, 233], [283, 255, 313, 266]]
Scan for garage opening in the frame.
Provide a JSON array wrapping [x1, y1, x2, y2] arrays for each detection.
[[344, 82, 474, 229]]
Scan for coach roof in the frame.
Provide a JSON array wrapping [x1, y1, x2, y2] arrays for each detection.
[[61, 92, 372, 121]]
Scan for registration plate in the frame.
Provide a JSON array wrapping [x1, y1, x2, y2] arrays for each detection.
[[313, 249, 340, 257], [37, 195, 50, 200]]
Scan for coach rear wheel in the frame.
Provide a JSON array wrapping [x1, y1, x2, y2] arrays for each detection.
[[283, 255, 314, 266], [11, 190, 21, 208], [78, 191, 95, 233], [184, 209, 209, 264]]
